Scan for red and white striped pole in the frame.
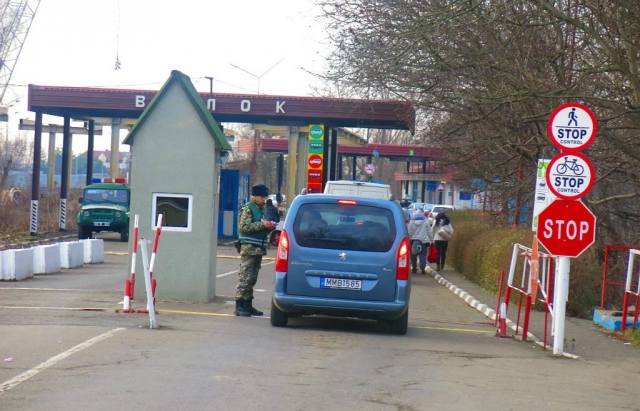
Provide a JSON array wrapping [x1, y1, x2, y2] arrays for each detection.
[[129, 214, 139, 299], [147, 214, 163, 311], [123, 280, 132, 312], [496, 301, 510, 338]]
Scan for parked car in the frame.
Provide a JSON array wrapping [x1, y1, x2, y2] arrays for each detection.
[[427, 205, 456, 224], [270, 193, 411, 334], [409, 202, 435, 215]]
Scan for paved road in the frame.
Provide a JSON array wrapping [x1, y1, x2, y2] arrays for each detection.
[[1, 234, 639, 410]]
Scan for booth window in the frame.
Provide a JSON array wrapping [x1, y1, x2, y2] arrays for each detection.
[[152, 193, 193, 232]]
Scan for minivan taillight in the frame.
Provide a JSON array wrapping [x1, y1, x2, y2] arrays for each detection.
[[396, 238, 410, 280], [275, 230, 289, 272]]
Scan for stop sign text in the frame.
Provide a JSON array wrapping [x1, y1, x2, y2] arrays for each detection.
[[541, 219, 590, 241]]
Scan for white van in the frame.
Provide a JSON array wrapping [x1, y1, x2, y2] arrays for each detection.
[[323, 180, 393, 200]]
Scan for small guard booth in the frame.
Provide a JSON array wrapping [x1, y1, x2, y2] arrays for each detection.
[[123, 70, 232, 302]]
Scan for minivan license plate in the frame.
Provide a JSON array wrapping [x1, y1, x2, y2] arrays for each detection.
[[320, 278, 362, 290]]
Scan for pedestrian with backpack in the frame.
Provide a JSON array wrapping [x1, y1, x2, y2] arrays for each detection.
[[407, 210, 433, 275]]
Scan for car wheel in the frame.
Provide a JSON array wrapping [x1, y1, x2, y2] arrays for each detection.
[[389, 309, 408, 335], [78, 226, 85, 240], [270, 300, 288, 327], [120, 227, 129, 242]]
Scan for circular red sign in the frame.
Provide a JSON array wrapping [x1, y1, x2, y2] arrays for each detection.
[[308, 154, 323, 169], [545, 152, 595, 200], [537, 200, 596, 257], [547, 102, 597, 152], [364, 163, 375, 175]]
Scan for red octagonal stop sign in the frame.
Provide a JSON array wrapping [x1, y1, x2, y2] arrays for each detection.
[[537, 200, 596, 257]]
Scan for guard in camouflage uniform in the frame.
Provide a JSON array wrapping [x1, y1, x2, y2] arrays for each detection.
[[235, 184, 277, 317]]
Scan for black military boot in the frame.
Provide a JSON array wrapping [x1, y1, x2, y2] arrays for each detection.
[[245, 299, 263, 316], [234, 299, 251, 317]]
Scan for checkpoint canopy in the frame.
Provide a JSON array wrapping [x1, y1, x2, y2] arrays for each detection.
[[26, 76, 415, 238]]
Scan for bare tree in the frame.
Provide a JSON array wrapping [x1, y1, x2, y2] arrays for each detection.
[[0, 134, 31, 190], [318, 0, 640, 244]]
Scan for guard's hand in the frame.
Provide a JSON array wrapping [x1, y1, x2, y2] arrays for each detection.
[[264, 221, 277, 230]]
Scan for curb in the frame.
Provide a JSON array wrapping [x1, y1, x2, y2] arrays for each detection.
[[426, 266, 579, 359], [0, 233, 77, 251]]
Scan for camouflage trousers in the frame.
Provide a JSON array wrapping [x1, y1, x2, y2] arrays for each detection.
[[235, 246, 264, 300]]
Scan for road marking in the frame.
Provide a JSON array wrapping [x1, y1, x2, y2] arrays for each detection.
[[216, 260, 274, 278], [218, 255, 276, 261], [0, 287, 112, 292], [410, 325, 495, 334], [157, 309, 234, 316], [105, 252, 128, 255], [0, 327, 125, 393], [0, 306, 108, 311]]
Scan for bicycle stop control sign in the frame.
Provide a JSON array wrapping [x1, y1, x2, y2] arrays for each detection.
[[546, 152, 595, 200], [547, 102, 597, 152]]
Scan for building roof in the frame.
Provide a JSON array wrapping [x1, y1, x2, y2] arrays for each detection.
[[28, 83, 415, 132], [122, 70, 232, 150]]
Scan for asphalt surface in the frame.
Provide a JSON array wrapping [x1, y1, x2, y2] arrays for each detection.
[[1, 233, 639, 410]]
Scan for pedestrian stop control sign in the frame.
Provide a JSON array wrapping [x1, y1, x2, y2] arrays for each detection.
[[547, 103, 597, 152], [546, 152, 595, 200]]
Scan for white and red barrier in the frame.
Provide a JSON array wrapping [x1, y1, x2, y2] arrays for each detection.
[[139, 214, 163, 329], [119, 213, 162, 321], [496, 242, 555, 347], [129, 214, 139, 299], [621, 248, 640, 333], [496, 301, 510, 338]]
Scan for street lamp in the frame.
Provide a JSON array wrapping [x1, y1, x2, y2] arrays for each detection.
[[230, 58, 284, 94]]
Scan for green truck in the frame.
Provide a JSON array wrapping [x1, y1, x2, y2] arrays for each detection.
[[77, 178, 131, 242]]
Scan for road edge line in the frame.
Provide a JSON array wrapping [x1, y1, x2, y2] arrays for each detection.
[[427, 268, 579, 359], [0, 327, 126, 393]]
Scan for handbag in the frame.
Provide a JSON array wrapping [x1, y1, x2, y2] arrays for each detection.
[[438, 224, 453, 241], [427, 245, 439, 263]]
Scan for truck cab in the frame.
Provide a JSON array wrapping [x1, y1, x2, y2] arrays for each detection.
[[77, 178, 130, 242]]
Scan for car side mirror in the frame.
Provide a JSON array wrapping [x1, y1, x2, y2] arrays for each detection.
[[78, 197, 83, 204]]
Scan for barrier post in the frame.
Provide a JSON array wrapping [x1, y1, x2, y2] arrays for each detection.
[[129, 214, 139, 299], [496, 302, 510, 338], [139, 238, 157, 329], [123, 280, 131, 312], [553, 257, 570, 355], [522, 295, 532, 341], [495, 270, 505, 326], [146, 214, 163, 311]]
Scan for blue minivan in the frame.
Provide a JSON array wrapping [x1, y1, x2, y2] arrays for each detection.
[[270, 194, 411, 334]]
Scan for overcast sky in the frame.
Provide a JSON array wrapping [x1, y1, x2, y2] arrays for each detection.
[[7, 0, 329, 152]]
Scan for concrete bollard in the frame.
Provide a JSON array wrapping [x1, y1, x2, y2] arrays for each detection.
[[1, 248, 35, 281], [81, 239, 104, 264], [60, 241, 84, 269], [33, 244, 62, 275]]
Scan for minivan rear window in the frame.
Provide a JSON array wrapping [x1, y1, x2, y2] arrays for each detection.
[[292, 203, 396, 252]]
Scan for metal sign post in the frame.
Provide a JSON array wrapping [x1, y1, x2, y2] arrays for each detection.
[[540, 102, 598, 355]]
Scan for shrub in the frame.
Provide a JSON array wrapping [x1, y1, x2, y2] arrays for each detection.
[[447, 209, 602, 319]]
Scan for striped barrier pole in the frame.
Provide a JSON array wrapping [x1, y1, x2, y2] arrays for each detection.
[[123, 280, 131, 312], [139, 238, 157, 329], [146, 214, 163, 312], [129, 214, 139, 299]]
